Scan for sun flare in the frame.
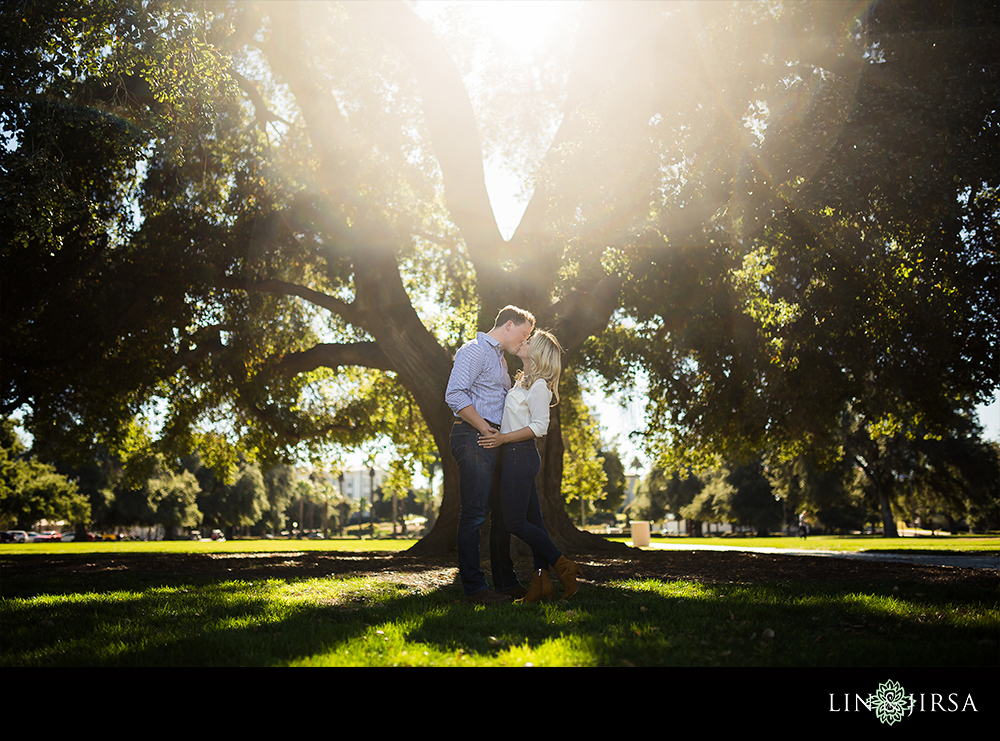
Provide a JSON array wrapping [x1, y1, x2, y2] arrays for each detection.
[[415, 0, 570, 57], [474, 0, 567, 55]]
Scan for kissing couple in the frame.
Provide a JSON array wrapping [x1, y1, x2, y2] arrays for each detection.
[[446, 305, 583, 605]]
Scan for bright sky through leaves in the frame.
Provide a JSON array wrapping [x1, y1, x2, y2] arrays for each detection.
[[413, 1, 571, 239]]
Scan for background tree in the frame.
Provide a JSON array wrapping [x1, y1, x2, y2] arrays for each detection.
[[679, 470, 729, 537], [146, 462, 201, 540], [630, 468, 671, 526], [724, 461, 782, 536], [632, 467, 705, 533], [901, 422, 999, 534], [227, 460, 267, 537], [1, 419, 90, 530], [102, 467, 156, 535], [768, 454, 865, 535], [288, 478, 316, 534], [560, 373, 609, 526], [585, 0, 999, 536], [13, 422, 118, 537], [965, 442, 1000, 533], [380, 459, 414, 536], [599, 448, 627, 516], [263, 463, 296, 535]]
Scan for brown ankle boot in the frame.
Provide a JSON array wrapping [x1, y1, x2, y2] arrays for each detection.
[[520, 571, 543, 603], [540, 569, 555, 601], [554, 556, 583, 599], [520, 569, 556, 603]]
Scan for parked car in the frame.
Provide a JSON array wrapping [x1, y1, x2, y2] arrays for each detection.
[[24, 531, 41, 542], [34, 531, 63, 542], [210, 529, 225, 541], [61, 531, 76, 542]]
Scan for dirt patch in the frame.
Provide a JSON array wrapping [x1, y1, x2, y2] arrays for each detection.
[[4, 548, 996, 594]]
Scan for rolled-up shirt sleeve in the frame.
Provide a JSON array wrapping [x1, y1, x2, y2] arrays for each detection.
[[446, 343, 485, 415], [525, 379, 553, 437]]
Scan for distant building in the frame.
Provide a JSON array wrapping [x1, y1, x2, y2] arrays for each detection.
[[310, 467, 386, 501]]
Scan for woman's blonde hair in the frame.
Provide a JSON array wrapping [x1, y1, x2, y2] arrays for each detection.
[[518, 329, 562, 405]]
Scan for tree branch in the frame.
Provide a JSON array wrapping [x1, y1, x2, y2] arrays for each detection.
[[216, 276, 364, 328], [345, 2, 505, 280], [547, 275, 624, 357], [229, 67, 292, 131], [162, 326, 226, 378], [274, 342, 395, 376], [261, 7, 358, 198], [246, 402, 357, 444]]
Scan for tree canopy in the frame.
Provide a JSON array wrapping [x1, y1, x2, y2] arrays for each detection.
[[3, 1, 997, 548]]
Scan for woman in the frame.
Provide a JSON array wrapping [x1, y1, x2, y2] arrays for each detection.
[[478, 329, 583, 602]]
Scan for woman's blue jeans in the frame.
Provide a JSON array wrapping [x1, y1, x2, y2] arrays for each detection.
[[499, 440, 562, 571], [451, 422, 519, 596]]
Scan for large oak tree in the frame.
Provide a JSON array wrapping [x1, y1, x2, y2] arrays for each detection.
[[3, 1, 996, 550]]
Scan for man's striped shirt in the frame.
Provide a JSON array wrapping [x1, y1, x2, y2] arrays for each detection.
[[445, 332, 510, 425]]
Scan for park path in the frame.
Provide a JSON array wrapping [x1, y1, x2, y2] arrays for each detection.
[[636, 541, 1000, 570]]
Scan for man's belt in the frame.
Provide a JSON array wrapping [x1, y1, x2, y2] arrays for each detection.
[[454, 418, 501, 430]]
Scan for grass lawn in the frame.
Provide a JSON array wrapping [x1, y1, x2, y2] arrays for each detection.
[[2, 535, 996, 667], [613, 533, 1000, 553], [7, 532, 997, 556], [0, 536, 420, 556]]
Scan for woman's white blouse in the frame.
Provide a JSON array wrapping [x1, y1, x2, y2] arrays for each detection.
[[499, 378, 553, 438]]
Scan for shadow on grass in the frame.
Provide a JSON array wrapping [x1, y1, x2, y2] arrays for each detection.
[[404, 579, 999, 667], [2, 553, 997, 667], [3, 574, 431, 667]]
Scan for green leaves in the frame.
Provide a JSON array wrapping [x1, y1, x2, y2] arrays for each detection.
[[560, 372, 608, 519], [0, 419, 90, 529], [603, 1, 1000, 474]]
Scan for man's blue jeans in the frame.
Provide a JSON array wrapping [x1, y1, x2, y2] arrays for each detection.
[[451, 421, 519, 596]]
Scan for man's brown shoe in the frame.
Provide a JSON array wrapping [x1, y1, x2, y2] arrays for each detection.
[[465, 588, 512, 605], [497, 584, 528, 600]]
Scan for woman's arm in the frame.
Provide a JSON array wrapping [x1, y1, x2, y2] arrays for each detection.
[[479, 425, 535, 448], [523, 379, 553, 437], [479, 380, 551, 447]]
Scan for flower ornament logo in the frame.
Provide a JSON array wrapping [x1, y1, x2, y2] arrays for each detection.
[[868, 680, 915, 725]]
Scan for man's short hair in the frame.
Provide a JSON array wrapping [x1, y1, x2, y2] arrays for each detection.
[[494, 305, 535, 329]]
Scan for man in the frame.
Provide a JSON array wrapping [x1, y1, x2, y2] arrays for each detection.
[[446, 305, 535, 604]]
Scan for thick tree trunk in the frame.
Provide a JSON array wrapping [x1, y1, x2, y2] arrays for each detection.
[[536, 402, 630, 556], [406, 447, 460, 557]]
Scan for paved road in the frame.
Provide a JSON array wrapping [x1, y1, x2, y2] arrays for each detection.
[[638, 541, 1000, 570]]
